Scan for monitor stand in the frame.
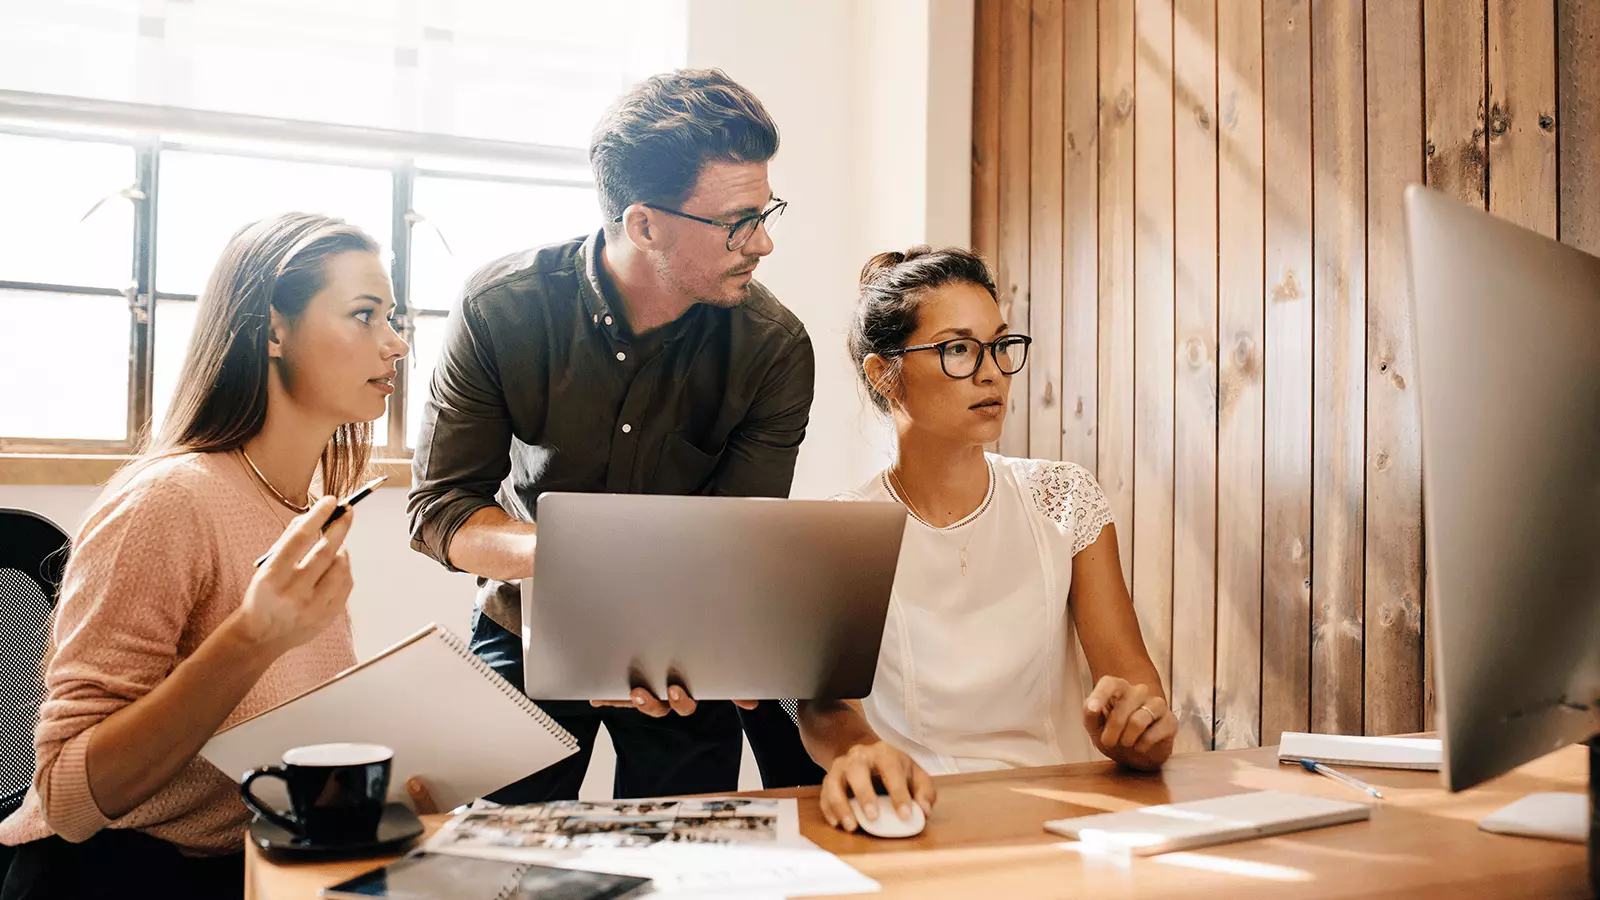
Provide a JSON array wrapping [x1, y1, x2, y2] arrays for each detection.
[[1474, 739, 1596, 893]]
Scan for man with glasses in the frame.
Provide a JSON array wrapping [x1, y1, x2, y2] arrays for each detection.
[[407, 69, 821, 802]]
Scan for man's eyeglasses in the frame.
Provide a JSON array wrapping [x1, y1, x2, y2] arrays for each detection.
[[881, 335, 1033, 379], [614, 198, 788, 252]]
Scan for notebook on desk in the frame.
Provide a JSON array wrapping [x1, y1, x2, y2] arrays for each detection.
[[1044, 790, 1371, 856], [1277, 732, 1442, 770], [202, 624, 579, 812]]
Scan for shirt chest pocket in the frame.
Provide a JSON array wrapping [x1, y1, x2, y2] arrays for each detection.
[[654, 432, 725, 494]]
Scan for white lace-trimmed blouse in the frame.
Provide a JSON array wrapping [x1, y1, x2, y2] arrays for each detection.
[[835, 454, 1116, 774]]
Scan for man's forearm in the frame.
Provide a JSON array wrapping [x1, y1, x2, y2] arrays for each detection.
[[445, 506, 539, 582], [796, 699, 881, 769]]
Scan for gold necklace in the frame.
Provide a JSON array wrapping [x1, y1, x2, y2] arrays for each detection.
[[239, 447, 311, 514], [885, 461, 993, 576]]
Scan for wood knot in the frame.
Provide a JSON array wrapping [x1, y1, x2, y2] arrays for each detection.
[[1116, 88, 1134, 119], [1185, 339, 1206, 367], [1374, 450, 1390, 471], [1539, 114, 1555, 132], [1425, 139, 1436, 158], [1271, 270, 1302, 303], [1195, 106, 1212, 131], [1042, 380, 1055, 406], [1233, 336, 1255, 368]]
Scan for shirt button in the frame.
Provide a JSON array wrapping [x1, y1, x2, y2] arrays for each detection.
[[592, 314, 598, 324], [616, 351, 627, 361], [621, 424, 633, 434], [604, 315, 613, 326]]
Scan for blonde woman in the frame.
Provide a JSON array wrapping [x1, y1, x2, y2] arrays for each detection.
[[0, 213, 407, 899]]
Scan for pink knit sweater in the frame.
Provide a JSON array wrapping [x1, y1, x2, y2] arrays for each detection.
[[0, 451, 357, 856]]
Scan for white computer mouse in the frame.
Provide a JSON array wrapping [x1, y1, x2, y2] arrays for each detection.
[[848, 795, 926, 838]]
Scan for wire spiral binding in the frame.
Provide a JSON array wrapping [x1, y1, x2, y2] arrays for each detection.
[[492, 864, 532, 900], [432, 626, 580, 751]]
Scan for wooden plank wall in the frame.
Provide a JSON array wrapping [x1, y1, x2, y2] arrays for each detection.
[[971, 0, 1600, 744]]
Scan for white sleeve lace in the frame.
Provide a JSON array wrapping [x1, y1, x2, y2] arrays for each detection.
[[1016, 459, 1115, 556]]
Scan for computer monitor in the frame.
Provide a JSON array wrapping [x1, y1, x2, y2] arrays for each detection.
[[1405, 185, 1600, 874]]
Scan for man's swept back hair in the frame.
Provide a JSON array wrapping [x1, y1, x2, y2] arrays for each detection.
[[590, 68, 779, 225]]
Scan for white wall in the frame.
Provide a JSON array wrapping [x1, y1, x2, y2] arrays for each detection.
[[0, 0, 973, 799], [689, 0, 974, 498]]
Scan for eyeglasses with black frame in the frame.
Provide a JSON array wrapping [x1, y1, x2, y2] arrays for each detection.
[[881, 334, 1033, 379], [612, 197, 788, 252]]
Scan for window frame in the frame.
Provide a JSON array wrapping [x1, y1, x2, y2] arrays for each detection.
[[0, 95, 593, 470]]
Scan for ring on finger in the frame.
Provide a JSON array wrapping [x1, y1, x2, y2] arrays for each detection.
[[1136, 704, 1157, 722]]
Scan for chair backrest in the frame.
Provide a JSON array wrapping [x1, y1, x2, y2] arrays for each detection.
[[0, 509, 69, 819]]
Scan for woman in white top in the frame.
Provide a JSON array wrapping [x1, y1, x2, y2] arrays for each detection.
[[797, 246, 1178, 832]]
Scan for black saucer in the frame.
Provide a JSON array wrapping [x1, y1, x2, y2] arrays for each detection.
[[250, 802, 424, 858]]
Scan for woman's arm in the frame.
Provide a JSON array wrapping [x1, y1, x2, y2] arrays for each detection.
[[83, 497, 354, 819], [1070, 523, 1179, 770], [796, 700, 936, 830], [84, 612, 288, 818], [40, 495, 355, 836]]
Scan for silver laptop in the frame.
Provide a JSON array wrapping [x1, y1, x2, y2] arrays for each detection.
[[1404, 185, 1600, 793], [522, 492, 907, 701]]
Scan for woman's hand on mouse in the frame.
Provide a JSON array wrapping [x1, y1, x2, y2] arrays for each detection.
[[819, 741, 935, 832], [1082, 675, 1177, 771]]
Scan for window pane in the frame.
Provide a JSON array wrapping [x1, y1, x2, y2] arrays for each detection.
[[0, 135, 135, 288], [157, 150, 392, 296], [0, 3, 139, 103], [405, 314, 450, 449], [409, 177, 599, 311], [0, 291, 129, 440], [151, 298, 200, 435], [180, 2, 401, 131]]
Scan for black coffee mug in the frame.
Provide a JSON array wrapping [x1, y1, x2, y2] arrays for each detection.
[[241, 743, 393, 845]]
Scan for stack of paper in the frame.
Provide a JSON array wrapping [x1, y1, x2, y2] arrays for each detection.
[[1277, 732, 1442, 770], [420, 798, 878, 899]]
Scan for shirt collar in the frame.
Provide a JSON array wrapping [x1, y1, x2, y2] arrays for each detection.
[[577, 228, 705, 346], [577, 229, 618, 336]]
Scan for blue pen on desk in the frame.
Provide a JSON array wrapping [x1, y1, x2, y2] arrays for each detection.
[[1296, 758, 1384, 799]]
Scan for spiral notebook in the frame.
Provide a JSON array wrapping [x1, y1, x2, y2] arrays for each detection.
[[202, 624, 579, 812]]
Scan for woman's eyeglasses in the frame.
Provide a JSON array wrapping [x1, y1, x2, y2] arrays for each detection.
[[881, 334, 1032, 379], [613, 198, 788, 252]]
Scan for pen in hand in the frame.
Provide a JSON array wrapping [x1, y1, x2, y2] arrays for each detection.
[[253, 475, 388, 568], [1295, 758, 1384, 799]]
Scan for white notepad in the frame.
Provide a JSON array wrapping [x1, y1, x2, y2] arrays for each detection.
[[202, 624, 579, 812], [1044, 790, 1371, 856], [1277, 732, 1442, 770]]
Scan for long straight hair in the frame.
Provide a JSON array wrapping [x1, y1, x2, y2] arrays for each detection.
[[141, 212, 382, 498]]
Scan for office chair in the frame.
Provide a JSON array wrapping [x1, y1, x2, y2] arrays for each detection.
[[0, 509, 69, 820]]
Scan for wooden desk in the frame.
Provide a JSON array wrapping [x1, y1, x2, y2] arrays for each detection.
[[247, 743, 1590, 899]]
